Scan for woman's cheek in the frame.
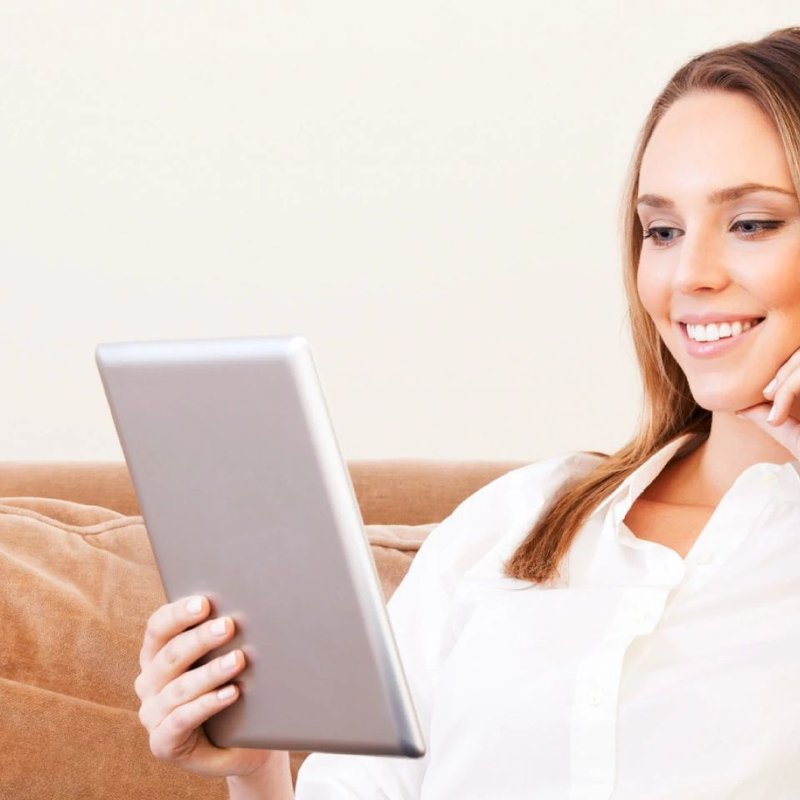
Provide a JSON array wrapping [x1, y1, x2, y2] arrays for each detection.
[[636, 265, 667, 321]]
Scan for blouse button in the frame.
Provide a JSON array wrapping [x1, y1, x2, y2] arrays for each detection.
[[694, 551, 714, 565]]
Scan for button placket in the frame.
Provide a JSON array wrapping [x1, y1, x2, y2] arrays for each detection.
[[616, 587, 667, 634], [570, 647, 622, 800], [568, 587, 670, 800]]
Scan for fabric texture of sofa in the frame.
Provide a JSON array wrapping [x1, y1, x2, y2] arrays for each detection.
[[0, 458, 525, 799]]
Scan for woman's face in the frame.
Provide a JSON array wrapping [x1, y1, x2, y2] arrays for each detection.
[[636, 89, 800, 412]]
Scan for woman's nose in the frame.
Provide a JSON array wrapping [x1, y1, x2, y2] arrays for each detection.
[[671, 228, 730, 294]]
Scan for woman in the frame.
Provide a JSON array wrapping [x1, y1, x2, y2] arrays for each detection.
[[134, 26, 800, 799]]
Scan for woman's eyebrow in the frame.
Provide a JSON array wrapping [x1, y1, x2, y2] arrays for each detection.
[[636, 182, 796, 209]]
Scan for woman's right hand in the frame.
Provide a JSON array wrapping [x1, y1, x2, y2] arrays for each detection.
[[134, 594, 285, 780]]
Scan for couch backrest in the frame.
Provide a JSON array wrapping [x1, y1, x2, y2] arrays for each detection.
[[0, 460, 530, 524]]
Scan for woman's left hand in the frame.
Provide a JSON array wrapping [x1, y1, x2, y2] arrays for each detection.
[[736, 352, 800, 459]]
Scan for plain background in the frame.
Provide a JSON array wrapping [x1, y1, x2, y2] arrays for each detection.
[[2, 3, 798, 462]]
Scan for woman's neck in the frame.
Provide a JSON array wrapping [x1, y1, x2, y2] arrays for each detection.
[[648, 413, 795, 507]]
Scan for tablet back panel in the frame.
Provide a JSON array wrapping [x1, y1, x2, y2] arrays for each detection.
[[95, 335, 425, 756]]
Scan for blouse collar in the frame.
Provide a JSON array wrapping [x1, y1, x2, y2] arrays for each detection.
[[470, 432, 800, 591], [593, 432, 800, 524]]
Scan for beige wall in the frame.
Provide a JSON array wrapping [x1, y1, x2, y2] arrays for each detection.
[[1, 3, 798, 461]]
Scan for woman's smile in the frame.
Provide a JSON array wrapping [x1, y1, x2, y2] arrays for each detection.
[[677, 316, 766, 359]]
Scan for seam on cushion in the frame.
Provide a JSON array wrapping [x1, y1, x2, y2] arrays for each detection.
[[0, 505, 145, 535], [79, 517, 145, 536], [0, 496, 126, 519]]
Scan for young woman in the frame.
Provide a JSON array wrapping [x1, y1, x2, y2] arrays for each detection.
[[133, 25, 800, 799]]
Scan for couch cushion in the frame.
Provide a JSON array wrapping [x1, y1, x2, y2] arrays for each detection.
[[0, 497, 435, 799]]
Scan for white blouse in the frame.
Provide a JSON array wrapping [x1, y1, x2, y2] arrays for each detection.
[[294, 433, 800, 799]]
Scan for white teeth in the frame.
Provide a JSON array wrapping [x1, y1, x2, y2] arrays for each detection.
[[685, 319, 759, 342]]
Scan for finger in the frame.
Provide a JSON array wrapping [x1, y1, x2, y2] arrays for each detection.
[[136, 614, 236, 701], [140, 648, 246, 731], [147, 682, 242, 764], [738, 403, 800, 456], [767, 369, 800, 427], [762, 348, 800, 400], [140, 596, 210, 670]]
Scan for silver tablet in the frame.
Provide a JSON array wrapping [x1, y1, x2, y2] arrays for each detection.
[[95, 335, 425, 757]]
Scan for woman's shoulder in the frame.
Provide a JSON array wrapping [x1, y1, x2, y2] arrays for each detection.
[[415, 448, 605, 589], [496, 448, 606, 496], [448, 447, 605, 525]]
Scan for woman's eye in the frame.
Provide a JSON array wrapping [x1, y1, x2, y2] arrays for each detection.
[[642, 219, 785, 248], [642, 227, 681, 247], [732, 219, 784, 235]]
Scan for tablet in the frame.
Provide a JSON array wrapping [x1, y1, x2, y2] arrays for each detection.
[[95, 335, 426, 757]]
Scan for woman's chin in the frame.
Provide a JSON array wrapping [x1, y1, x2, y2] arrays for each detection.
[[688, 387, 768, 413]]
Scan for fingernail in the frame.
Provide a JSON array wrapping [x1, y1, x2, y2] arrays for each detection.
[[186, 597, 204, 615], [768, 405, 777, 423], [222, 651, 238, 669], [217, 685, 236, 700], [211, 617, 228, 636], [764, 378, 777, 395]]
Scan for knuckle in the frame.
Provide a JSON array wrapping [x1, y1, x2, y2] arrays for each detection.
[[194, 622, 210, 650], [162, 640, 180, 667], [138, 701, 150, 728], [133, 673, 145, 700], [173, 598, 189, 624], [140, 623, 160, 665], [149, 730, 171, 761], [168, 704, 190, 734], [212, 657, 228, 681], [170, 675, 189, 704], [146, 606, 163, 637], [142, 623, 156, 649]]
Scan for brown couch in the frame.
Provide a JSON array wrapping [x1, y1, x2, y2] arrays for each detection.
[[0, 459, 525, 799]]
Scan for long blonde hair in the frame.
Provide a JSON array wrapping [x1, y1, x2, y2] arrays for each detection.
[[504, 26, 800, 584]]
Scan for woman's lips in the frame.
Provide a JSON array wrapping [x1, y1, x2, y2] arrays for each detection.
[[678, 317, 765, 358]]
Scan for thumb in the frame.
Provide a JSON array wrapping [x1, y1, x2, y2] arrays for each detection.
[[735, 403, 772, 425], [736, 403, 800, 457]]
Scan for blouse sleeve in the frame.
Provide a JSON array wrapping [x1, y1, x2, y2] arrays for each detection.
[[293, 463, 538, 799]]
